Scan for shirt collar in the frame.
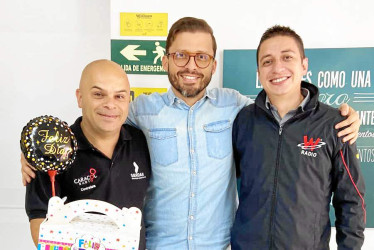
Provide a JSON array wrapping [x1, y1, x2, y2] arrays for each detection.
[[164, 87, 216, 106], [265, 87, 310, 111], [71, 116, 132, 151]]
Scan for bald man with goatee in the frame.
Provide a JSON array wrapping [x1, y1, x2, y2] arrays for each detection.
[[25, 59, 151, 249]]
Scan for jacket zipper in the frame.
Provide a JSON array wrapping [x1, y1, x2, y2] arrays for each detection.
[[257, 92, 316, 248], [269, 125, 283, 249]]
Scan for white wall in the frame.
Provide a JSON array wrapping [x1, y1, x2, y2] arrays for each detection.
[[0, 0, 109, 248], [1, 0, 373, 248]]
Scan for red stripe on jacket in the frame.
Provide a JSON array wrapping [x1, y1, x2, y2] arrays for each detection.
[[339, 150, 366, 223]]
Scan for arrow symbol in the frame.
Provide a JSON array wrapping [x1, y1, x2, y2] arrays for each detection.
[[120, 45, 146, 61]]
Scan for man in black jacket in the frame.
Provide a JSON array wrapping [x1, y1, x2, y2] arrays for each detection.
[[231, 26, 365, 249]]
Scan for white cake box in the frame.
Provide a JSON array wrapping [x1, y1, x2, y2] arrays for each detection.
[[37, 197, 142, 250]]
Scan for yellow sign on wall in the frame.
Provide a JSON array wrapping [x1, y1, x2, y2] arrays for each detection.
[[130, 87, 168, 101], [120, 13, 168, 37]]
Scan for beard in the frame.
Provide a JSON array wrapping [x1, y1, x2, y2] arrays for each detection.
[[168, 69, 212, 98]]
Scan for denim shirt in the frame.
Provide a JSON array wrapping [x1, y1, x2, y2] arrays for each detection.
[[127, 88, 252, 250]]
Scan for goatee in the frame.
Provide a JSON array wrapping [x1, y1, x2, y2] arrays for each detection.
[[168, 69, 212, 98]]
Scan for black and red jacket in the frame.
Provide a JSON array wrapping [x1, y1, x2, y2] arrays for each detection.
[[231, 82, 365, 250]]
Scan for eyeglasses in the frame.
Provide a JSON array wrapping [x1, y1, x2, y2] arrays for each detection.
[[167, 51, 214, 69]]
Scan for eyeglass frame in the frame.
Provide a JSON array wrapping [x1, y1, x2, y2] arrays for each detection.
[[166, 51, 215, 69]]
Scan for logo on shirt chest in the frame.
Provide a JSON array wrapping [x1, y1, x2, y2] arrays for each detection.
[[74, 168, 98, 189], [131, 162, 146, 180], [297, 135, 326, 157]]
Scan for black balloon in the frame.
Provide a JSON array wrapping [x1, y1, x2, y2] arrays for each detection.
[[20, 115, 77, 174]]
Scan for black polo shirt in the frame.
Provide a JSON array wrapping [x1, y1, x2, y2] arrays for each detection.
[[25, 117, 151, 249]]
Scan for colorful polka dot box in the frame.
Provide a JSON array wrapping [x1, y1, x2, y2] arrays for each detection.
[[37, 197, 142, 250]]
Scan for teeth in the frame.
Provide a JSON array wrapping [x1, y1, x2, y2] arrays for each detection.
[[184, 76, 197, 80], [272, 77, 288, 83]]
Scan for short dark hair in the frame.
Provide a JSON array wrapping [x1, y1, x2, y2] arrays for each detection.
[[256, 25, 305, 66], [166, 17, 217, 57]]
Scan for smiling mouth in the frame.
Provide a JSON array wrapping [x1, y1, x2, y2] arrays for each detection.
[[179, 74, 201, 85], [271, 76, 290, 83], [183, 75, 198, 80], [181, 74, 200, 80], [98, 113, 119, 119]]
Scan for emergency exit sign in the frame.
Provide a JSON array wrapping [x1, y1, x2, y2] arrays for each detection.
[[111, 40, 167, 75]]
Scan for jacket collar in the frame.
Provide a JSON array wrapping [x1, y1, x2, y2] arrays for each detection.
[[255, 81, 319, 114]]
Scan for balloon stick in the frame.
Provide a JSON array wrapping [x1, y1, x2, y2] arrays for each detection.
[[48, 170, 57, 197]]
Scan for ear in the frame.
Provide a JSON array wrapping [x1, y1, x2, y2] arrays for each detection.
[[302, 57, 308, 75], [256, 68, 264, 87], [162, 55, 169, 72], [211, 59, 217, 75], [76, 89, 82, 108]]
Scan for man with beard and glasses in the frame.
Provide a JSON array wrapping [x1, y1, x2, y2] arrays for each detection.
[[22, 17, 361, 250]]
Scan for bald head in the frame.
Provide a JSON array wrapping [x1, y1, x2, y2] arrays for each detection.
[[76, 59, 131, 138], [79, 59, 128, 89]]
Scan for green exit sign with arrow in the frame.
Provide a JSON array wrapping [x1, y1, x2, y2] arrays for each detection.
[[111, 40, 167, 75]]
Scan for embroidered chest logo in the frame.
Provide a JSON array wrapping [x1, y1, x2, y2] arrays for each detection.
[[74, 168, 98, 191], [297, 135, 326, 157], [131, 162, 146, 180]]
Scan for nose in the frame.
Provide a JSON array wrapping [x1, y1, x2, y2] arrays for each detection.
[[272, 59, 285, 73], [103, 96, 116, 110]]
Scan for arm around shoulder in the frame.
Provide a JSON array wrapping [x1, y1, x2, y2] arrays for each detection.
[[30, 218, 44, 246], [235, 89, 254, 108]]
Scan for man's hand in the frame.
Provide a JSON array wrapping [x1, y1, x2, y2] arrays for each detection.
[[21, 153, 36, 186], [335, 103, 361, 145]]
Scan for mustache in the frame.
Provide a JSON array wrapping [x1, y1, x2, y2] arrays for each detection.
[[177, 69, 204, 78]]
